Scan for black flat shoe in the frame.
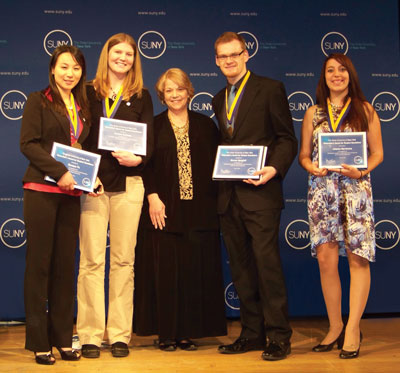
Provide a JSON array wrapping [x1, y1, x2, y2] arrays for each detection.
[[34, 352, 56, 365], [312, 328, 345, 352], [159, 339, 177, 351], [177, 339, 197, 351], [339, 331, 363, 359], [111, 342, 129, 357], [56, 347, 81, 361], [262, 341, 291, 361], [218, 338, 265, 354], [81, 344, 100, 358]]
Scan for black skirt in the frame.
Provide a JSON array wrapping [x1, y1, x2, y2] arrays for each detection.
[[133, 200, 227, 340]]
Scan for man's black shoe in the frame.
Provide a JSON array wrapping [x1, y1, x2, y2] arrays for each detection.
[[218, 338, 265, 354], [261, 341, 291, 361]]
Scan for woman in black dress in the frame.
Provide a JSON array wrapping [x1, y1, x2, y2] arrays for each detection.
[[134, 68, 227, 350]]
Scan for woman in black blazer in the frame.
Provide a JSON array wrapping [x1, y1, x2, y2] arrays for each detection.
[[20, 45, 99, 365]]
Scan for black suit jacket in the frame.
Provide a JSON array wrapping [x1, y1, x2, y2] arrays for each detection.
[[142, 110, 219, 232], [20, 91, 90, 184], [212, 72, 298, 213]]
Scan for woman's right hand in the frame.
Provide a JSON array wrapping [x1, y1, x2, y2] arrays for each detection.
[[57, 171, 76, 191], [148, 193, 167, 230], [308, 161, 328, 177]]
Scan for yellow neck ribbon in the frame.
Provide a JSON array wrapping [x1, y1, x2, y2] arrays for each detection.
[[327, 97, 351, 132], [67, 93, 78, 136], [104, 85, 123, 118], [225, 70, 251, 123]]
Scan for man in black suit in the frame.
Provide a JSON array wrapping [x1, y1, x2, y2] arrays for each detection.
[[212, 32, 298, 361]]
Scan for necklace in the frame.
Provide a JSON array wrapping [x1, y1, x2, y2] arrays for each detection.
[[110, 85, 122, 100], [330, 102, 343, 111], [168, 112, 189, 135], [111, 89, 118, 100]]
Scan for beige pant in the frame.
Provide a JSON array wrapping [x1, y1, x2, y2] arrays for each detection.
[[77, 176, 144, 346]]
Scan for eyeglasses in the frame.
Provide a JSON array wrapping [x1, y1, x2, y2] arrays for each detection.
[[216, 50, 244, 62]]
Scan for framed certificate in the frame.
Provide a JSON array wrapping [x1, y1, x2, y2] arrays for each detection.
[[318, 132, 367, 169], [212, 145, 268, 180], [45, 142, 101, 192], [98, 117, 147, 155]]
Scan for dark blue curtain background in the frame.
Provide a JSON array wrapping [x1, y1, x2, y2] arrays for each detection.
[[1, 0, 399, 319]]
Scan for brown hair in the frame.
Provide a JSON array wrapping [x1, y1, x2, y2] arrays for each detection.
[[214, 32, 246, 54], [316, 53, 371, 131], [45, 45, 90, 120], [93, 33, 143, 100], [155, 68, 194, 104]]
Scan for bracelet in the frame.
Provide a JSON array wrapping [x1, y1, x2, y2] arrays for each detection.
[[359, 170, 363, 179]]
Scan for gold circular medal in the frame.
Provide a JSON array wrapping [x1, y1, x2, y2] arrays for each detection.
[[72, 142, 82, 149]]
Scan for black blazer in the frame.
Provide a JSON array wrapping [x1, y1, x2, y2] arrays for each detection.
[[212, 72, 298, 213], [143, 110, 219, 232], [20, 91, 90, 185]]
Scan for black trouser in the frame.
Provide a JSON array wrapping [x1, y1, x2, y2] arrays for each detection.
[[24, 189, 80, 352], [220, 193, 292, 344]]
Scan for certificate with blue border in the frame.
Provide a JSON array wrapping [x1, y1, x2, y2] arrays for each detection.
[[45, 142, 101, 192], [318, 132, 367, 169], [212, 145, 267, 180], [98, 117, 147, 155]]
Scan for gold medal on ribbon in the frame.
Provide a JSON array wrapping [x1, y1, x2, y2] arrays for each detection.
[[72, 142, 82, 149]]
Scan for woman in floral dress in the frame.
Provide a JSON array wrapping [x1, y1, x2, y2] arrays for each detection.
[[299, 53, 383, 359]]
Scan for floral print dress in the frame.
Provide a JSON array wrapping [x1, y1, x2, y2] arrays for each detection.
[[308, 106, 376, 262]]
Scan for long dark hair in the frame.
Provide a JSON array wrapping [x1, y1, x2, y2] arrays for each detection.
[[44, 45, 90, 120], [316, 53, 370, 131]]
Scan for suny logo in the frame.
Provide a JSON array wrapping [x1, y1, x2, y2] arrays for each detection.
[[0, 218, 26, 249], [238, 31, 258, 58], [0, 90, 27, 120], [224, 282, 240, 310], [138, 31, 166, 59], [371, 92, 400, 122], [321, 32, 348, 56], [375, 220, 399, 250], [287, 91, 314, 122], [43, 29, 73, 56], [285, 219, 310, 250], [189, 92, 214, 118]]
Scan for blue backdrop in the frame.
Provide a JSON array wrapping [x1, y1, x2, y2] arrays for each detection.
[[1, 0, 399, 320]]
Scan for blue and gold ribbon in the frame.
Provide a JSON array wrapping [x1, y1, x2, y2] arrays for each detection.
[[102, 85, 123, 118], [66, 93, 81, 140], [225, 70, 251, 125], [327, 97, 351, 132]]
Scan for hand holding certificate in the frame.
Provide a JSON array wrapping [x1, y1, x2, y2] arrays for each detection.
[[213, 145, 267, 180], [318, 132, 367, 169], [98, 117, 147, 155], [45, 142, 101, 192]]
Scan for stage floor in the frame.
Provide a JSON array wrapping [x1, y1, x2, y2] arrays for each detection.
[[0, 317, 399, 372]]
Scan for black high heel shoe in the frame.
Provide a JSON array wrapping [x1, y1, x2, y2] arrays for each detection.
[[34, 352, 56, 365], [312, 328, 345, 352], [339, 331, 363, 359], [158, 339, 177, 351], [177, 338, 198, 351], [56, 347, 81, 361]]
